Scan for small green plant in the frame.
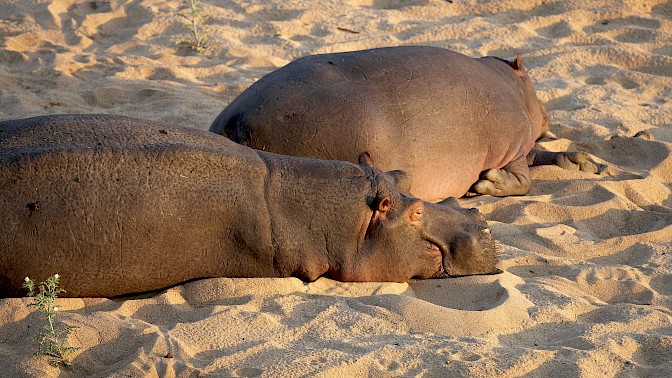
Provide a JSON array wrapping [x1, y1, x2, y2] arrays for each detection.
[[23, 274, 80, 368], [177, 0, 210, 53]]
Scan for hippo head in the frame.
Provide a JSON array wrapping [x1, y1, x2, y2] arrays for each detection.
[[347, 170, 500, 282]]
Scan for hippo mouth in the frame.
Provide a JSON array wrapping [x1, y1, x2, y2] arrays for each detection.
[[423, 236, 449, 277], [422, 225, 499, 278]]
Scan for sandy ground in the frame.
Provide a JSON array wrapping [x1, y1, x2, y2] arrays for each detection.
[[1, 0, 671, 376]]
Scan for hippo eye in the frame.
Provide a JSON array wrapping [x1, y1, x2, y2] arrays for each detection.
[[409, 210, 423, 225], [407, 201, 424, 226]]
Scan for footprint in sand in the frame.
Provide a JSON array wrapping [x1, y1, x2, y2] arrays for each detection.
[[609, 74, 641, 90], [245, 5, 304, 22], [630, 336, 672, 370], [348, 0, 426, 9], [233, 367, 264, 377], [451, 351, 483, 362], [573, 267, 655, 305], [615, 28, 659, 44], [585, 16, 661, 35], [579, 134, 669, 172], [536, 20, 572, 39], [650, 273, 672, 296], [574, 208, 672, 240]]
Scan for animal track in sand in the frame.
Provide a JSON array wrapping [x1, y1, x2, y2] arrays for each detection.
[[536, 20, 572, 39], [574, 209, 672, 240], [578, 304, 656, 325], [584, 16, 661, 38], [233, 367, 264, 377], [609, 75, 640, 90], [579, 136, 669, 172], [585, 76, 606, 85], [500, 322, 595, 351], [548, 186, 615, 207], [578, 46, 672, 78], [244, 5, 304, 22], [348, 0, 426, 9], [82, 85, 170, 108], [507, 261, 579, 279], [615, 28, 659, 44], [46, 0, 151, 50], [650, 273, 672, 296], [631, 336, 672, 371], [587, 242, 663, 268], [452, 351, 482, 362], [573, 267, 654, 305]]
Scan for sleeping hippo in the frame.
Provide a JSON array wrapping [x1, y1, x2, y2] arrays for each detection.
[[0, 114, 498, 297], [210, 46, 597, 201]]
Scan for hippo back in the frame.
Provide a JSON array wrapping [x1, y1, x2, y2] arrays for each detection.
[[211, 46, 545, 200], [0, 114, 274, 296]]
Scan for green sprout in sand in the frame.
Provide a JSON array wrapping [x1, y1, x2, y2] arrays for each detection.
[[177, 0, 210, 53], [23, 274, 80, 368]]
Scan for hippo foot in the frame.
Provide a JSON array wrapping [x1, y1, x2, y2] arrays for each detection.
[[530, 150, 598, 173], [555, 151, 598, 173], [471, 155, 531, 197]]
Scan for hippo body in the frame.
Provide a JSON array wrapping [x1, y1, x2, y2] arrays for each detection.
[[0, 115, 497, 297], [211, 46, 595, 200]]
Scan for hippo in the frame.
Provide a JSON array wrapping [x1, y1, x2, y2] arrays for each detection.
[[0, 114, 498, 297], [210, 46, 597, 201]]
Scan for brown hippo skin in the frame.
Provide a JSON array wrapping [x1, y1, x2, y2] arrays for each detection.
[[0, 114, 498, 297], [210, 46, 596, 201]]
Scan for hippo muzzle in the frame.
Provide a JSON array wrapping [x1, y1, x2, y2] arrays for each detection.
[[421, 199, 499, 278]]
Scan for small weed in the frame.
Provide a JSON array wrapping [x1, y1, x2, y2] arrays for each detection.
[[23, 274, 80, 368], [177, 0, 210, 53]]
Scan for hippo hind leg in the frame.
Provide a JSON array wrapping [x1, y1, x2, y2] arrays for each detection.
[[528, 149, 598, 173], [471, 153, 531, 196]]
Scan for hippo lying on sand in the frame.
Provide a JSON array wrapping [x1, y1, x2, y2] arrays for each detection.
[[0, 114, 498, 297], [211, 46, 597, 201]]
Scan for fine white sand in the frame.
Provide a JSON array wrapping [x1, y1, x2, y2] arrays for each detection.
[[1, 0, 671, 376]]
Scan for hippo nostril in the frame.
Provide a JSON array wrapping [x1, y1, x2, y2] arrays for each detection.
[[466, 208, 487, 223]]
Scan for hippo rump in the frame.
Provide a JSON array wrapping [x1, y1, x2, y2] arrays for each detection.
[[0, 114, 498, 297], [210, 46, 596, 201]]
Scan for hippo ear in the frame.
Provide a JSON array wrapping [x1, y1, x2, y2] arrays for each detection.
[[386, 170, 412, 195], [359, 152, 375, 167], [366, 195, 392, 234], [366, 195, 392, 235], [512, 54, 528, 78], [377, 196, 391, 214], [511, 54, 521, 71]]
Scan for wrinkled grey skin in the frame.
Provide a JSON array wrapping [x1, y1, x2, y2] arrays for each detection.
[[0, 115, 498, 297], [211, 46, 596, 201]]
